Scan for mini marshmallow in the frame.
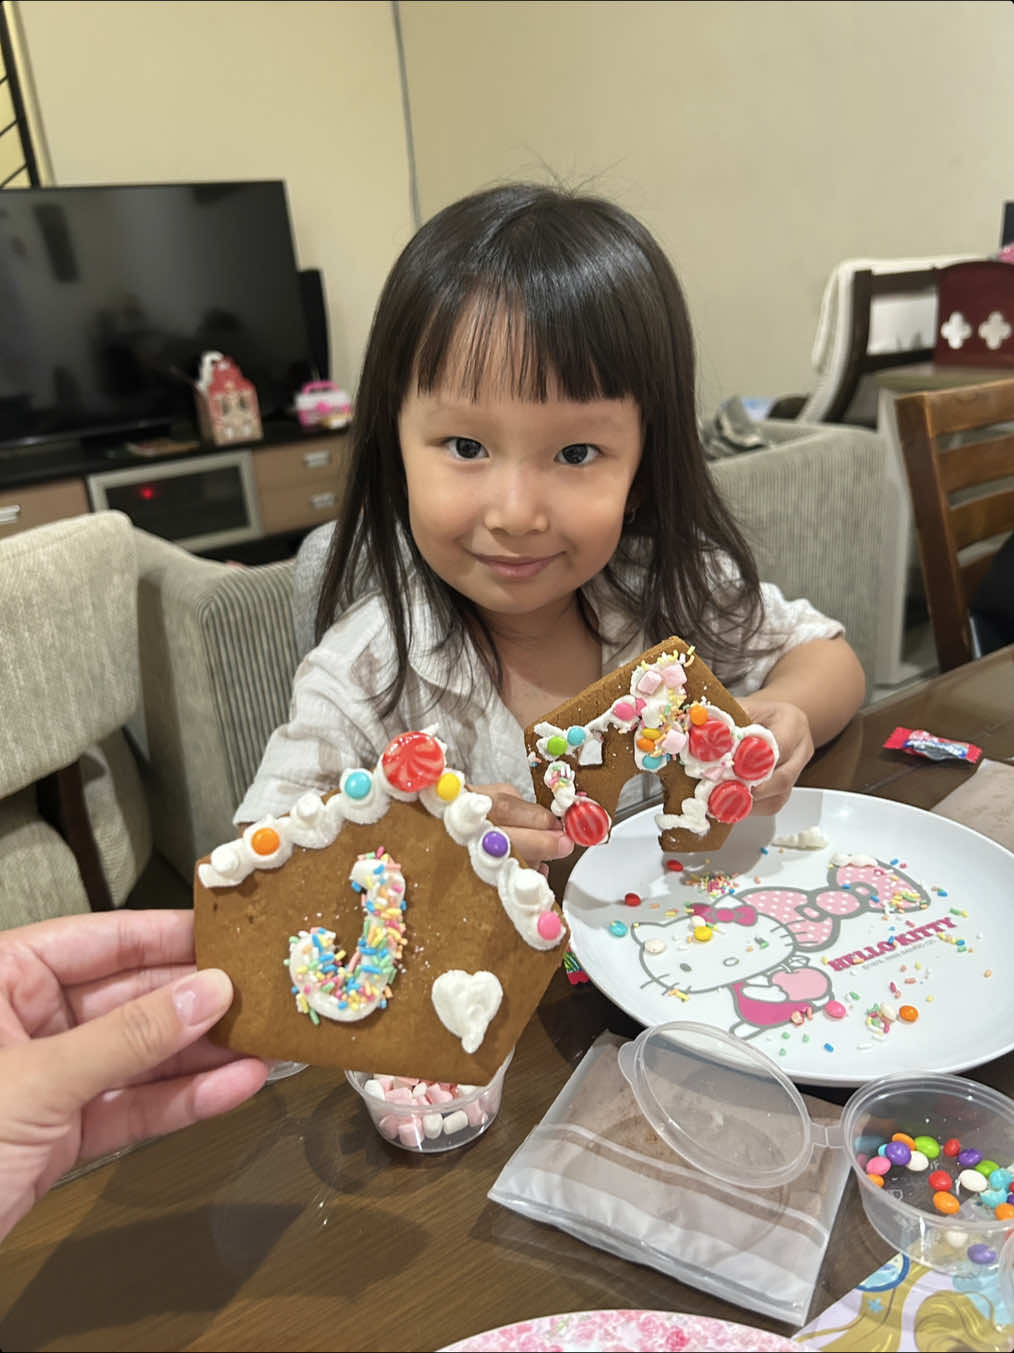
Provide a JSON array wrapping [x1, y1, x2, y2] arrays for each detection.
[[443, 1110, 469, 1135], [423, 1113, 444, 1139], [363, 1079, 386, 1100], [397, 1118, 424, 1148], [464, 1099, 485, 1127], [377, 1114, 400, 1140]]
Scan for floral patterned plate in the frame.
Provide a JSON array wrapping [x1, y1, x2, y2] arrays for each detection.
[[441, 1308, 802, 1351]]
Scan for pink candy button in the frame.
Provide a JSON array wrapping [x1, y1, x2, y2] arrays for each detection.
[[537, 910, 563, 941], [866, 1156, 891, 1177], [825, 1000, 847, 1020]]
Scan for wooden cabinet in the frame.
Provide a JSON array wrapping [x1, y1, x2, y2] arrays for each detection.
[[0, 432, 351, 549], [0, 477, 89, 538], [251, 436, 350, 534]]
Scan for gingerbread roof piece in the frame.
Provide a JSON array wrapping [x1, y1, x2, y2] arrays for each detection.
[[194, 731, 566, 1085], [524, 636, 778, 854]]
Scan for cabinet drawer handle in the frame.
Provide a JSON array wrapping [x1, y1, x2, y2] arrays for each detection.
[[309, 491, 336, 511], [0, 504, 22, 526], [303, 449, 332, 469]]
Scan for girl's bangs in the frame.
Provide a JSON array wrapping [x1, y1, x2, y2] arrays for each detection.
[[412, 277, 643, 406]]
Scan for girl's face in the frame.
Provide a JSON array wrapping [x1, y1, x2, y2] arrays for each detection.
[[398, 355, 642, 631]]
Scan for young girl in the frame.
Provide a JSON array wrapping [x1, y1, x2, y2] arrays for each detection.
[[236, 183, 867, 866]]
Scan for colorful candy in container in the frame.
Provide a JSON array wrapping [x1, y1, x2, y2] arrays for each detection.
[[346, 1052, 512, 1153], [615, 1021, 1014, 1283], [842, 1073, 1014, 1276]]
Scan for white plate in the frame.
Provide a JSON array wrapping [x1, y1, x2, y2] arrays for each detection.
[[563, 788, 1014, 1086]]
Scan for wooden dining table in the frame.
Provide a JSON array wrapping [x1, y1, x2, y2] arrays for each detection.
[[2, 645, 1012, 1352]]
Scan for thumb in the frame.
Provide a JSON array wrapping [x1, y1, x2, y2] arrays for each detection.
[[36, 968, 234, 1114]]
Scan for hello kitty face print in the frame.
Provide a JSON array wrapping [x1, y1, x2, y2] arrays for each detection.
[[633, 854, 933, 1038]]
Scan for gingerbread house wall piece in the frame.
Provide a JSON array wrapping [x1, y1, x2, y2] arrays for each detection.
[[195, 775, 566, 1085], [524, 636, 778, 855]]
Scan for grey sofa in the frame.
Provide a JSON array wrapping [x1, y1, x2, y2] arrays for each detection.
[[0, 419, 891, 923]]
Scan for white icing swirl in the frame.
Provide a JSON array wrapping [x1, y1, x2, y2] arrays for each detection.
[[442, 790, 493, 845], [418, 769, 465, 818], [285, 792, 345, 849], [338, 767, 389, 824], [496, 858, 560, 950], [655, 781, 715, 836], [830, 850, 878, 867], [200, 735, 565, 953]]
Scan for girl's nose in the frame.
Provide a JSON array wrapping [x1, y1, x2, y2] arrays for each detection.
[[483, 469, 549, 535]]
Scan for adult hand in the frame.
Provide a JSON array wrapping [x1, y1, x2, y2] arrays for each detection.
[[468, 782, 574, 869], [737, 694, 814, 815], [0, 909, 267, 1244]]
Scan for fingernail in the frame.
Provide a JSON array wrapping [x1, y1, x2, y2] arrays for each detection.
[[556, 834, 575, 858], [537, 862, 550, 877], [172, 969, 233, 1026]]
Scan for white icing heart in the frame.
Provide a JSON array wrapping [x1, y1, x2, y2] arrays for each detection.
[[431, 969, 503, 1054]]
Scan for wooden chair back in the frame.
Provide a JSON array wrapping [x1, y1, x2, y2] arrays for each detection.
[[816, 267, 940, 424], [895, 377, 1014, 670]]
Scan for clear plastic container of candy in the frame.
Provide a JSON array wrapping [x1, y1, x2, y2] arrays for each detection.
[[616, 1022, 1014, 1282], [346, 1051, 512, 1154], [841, 1073, 1014, 1276]]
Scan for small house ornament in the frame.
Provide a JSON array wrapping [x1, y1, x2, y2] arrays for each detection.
[[195, 351, 263, 446]]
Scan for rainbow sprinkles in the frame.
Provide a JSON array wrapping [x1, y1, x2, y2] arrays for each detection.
[[288, 848, 406, 1024]]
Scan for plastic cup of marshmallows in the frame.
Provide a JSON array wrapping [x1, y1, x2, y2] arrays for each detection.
[[346, 1051, 513, 1153]]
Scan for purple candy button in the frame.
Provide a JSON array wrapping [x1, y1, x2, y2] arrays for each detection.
[[957, 1148, 983, 1168], [968, 1243, 998, 1266], [884, 1141, 912, 1166], [481, 829, 509, 859]]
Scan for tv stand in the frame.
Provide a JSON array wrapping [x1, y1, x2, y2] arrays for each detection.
[[0, 423, 350, 557]]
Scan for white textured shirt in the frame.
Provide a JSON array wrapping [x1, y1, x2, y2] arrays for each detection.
[[235, 570, 843, 824]]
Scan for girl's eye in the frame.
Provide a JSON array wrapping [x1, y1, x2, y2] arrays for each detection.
[[556, 443, 599, 466], [445, 436, 487, 461]]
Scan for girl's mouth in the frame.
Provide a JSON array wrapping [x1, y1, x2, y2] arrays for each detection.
[[472, 553, 560, 580]]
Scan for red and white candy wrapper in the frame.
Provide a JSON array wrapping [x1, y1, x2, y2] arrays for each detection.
[[884, 727, 982, 765]]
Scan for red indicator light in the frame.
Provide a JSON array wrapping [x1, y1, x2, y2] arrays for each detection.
[[137, 484, 158, 502]]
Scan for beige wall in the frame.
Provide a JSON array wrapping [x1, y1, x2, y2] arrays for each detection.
[[400, 0, 1014, 412], [14, 0, 414, 389]]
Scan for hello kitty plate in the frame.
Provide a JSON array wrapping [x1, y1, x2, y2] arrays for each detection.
[[562, 788, 1014, 1087]]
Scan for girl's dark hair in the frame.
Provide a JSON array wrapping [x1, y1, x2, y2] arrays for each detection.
[[316, 182, 767, 714]]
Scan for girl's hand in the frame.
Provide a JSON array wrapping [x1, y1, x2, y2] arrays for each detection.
[[469, 783, 574, 869], [737, 695, 814, 815]]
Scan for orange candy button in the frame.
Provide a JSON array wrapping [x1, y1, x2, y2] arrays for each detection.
[[866, 1173, 884, 1188], [996, 1203, 1014, 1220], [898, 1005, 919, 1022], [892, 1133, 916, 1148], [250, 826, 281, 856], [932, 1190, 961, 1215], [689, 703, 708, 726]]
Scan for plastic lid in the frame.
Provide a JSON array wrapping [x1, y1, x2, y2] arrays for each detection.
[[617, 1021, 833, 1190]]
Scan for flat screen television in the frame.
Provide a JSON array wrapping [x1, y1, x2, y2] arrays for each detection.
[[0, 180, 315, 452]]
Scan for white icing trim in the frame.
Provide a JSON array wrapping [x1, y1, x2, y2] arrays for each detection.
[[496, 858, 561, 951], [200, 738, 565, 953], [418, 769, 465, 818], [337, 767, 388, 824], [431, 969, 504, 1054], [442, 790, 493, 845]]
